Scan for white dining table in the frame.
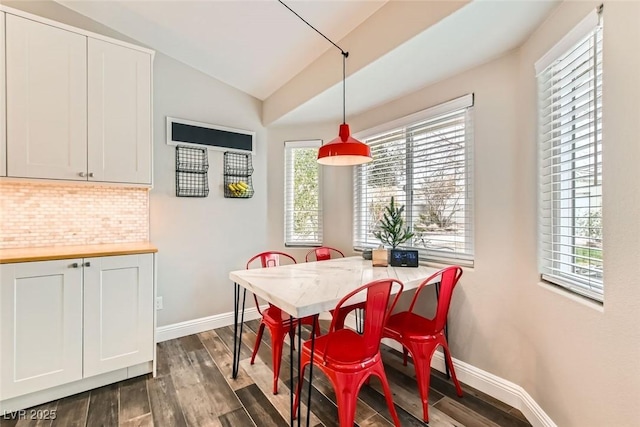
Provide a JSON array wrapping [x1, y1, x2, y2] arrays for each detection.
[[228, 256, 443, 427], [229, 256, 441, 318]]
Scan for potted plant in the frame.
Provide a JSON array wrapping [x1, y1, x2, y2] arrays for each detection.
[[373, 197, 417, 267]]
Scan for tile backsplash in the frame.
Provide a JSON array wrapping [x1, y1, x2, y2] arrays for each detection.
[[0, 182, 149, 249]]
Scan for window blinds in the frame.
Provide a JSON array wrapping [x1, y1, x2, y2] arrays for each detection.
[[537, 8, 603, 300], [284, 140, 323, 246], [354, 95, 474, 265]]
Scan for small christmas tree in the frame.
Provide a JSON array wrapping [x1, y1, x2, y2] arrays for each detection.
[[373, 197, 414, 249]]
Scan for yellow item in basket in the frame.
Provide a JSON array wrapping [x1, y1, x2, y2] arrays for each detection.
[[228, 182, 246, 196]]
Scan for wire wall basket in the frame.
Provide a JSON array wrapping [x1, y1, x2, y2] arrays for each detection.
[[176, 145, 209, 197], [223, 151, 254, 199]]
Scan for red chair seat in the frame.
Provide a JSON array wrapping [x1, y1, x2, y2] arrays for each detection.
[[385, 312, 438, 338], [302, 329, 376, 368], [261, 305, 297, 325]]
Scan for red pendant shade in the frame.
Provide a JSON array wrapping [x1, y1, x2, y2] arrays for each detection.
[[317, 124, 372, 166]]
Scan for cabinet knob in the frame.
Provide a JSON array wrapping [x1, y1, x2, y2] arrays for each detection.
[[88, 172, 94, 178], [78, 172, 87, 177], [83, 261, 91, 267], [69, 262, 79, 268]]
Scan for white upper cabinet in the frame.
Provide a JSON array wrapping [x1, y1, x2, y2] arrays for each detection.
[[3, 12, 153, 185], [1, 12, 6, 177], [6, 14, 88, 181], [88, 39, 152, 184]]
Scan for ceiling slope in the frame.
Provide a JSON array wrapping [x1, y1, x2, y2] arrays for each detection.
[[270, 0, 560, 126], [56, 0, 387, 100], [53, 0, 559, 127]]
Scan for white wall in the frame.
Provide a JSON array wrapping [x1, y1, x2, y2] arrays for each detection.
[[269, 50, 527, 376], [267, 2, 640, 425], [151, 53, 267, 326], [516, 1, 640, 425], [266, 124, 355, 261]]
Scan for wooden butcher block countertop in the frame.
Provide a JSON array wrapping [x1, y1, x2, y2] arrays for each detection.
[[0, 242, 158, 264]]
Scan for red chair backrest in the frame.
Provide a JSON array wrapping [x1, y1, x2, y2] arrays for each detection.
[[246, 251, 297, 270], [407, 266, 463, 332], [305, 246, 345, 262], [246, 251, 297, 314], [326, 278, 403, 362]]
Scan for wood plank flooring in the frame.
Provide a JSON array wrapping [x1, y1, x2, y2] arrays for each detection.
[[1, 321, 531, 427]]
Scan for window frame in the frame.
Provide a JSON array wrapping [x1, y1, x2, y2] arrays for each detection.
[[353, 94, 475, 266], [284, 139, 323, 247], [536, 7, 603, 302]]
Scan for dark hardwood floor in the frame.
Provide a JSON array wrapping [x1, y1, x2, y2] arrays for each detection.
[[1, 321, 531, 427]]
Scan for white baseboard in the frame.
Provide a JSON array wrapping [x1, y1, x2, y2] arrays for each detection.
[[156, 307, 263, 342], [157, 311, 556, 427], [381, 338, 556, 427]]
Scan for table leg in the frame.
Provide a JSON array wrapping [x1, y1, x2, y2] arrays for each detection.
[[305, 315, 318, 427], [298, 319, 303, 427], [289, 316, 295, 427], [435, 282, 450, 379], [232, 282, 247, 379]]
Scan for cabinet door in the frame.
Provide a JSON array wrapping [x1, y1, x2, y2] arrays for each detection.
[[83, 254, 154, 377], [1, 12, 6, 177], [0, 260, 83, 400], [88, 39, 152, 184], [6, 15, 87, 180]]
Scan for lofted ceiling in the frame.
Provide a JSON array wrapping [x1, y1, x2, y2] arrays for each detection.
[[55, 0, 559, 126], [56, 0, 387, 100]]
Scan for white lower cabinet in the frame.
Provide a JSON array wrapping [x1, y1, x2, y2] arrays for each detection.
[[0, 259, 83, 400], [83, 255, 154, 377], [0, 253, 154, 404]]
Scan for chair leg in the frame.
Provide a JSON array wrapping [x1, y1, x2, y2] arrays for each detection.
[[250, 322, 265, 365], [373, 361, 401, 427], [441, 339, 463, 397], [270, 327, 286, 394], [329, 371, 361, 427], [406, 342, 435, 423]]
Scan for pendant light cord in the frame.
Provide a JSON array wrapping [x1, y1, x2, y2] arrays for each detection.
[[278, 0, 349, 124]]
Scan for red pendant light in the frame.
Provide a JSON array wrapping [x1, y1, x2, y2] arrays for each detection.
[[317, 123, 372, 166], [278, 0, 372, 166], [317, 52, 372, 166]]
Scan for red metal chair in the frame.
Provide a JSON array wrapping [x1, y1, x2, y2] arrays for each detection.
[[383, 266, 464, 423], [304, 246, 345, 262], [304, 246, 361, 330], [293, 278, 404, 427], [247, 251, 321, 394]]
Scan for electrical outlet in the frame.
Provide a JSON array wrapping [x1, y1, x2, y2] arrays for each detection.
[[156, 296, 163, 310]]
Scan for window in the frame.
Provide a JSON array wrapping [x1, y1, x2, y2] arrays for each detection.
[[536, 7, 603, 301], [284, 140, 323, 246], [354, 95, 474, 265]]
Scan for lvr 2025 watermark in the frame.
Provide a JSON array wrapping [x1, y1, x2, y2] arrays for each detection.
[[2, 409, 57, 420]]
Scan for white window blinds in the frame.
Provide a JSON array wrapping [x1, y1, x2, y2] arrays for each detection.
[[354, 95, 474, 265], [284, 140, 323, 246], [537, 7, 603, 301]]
